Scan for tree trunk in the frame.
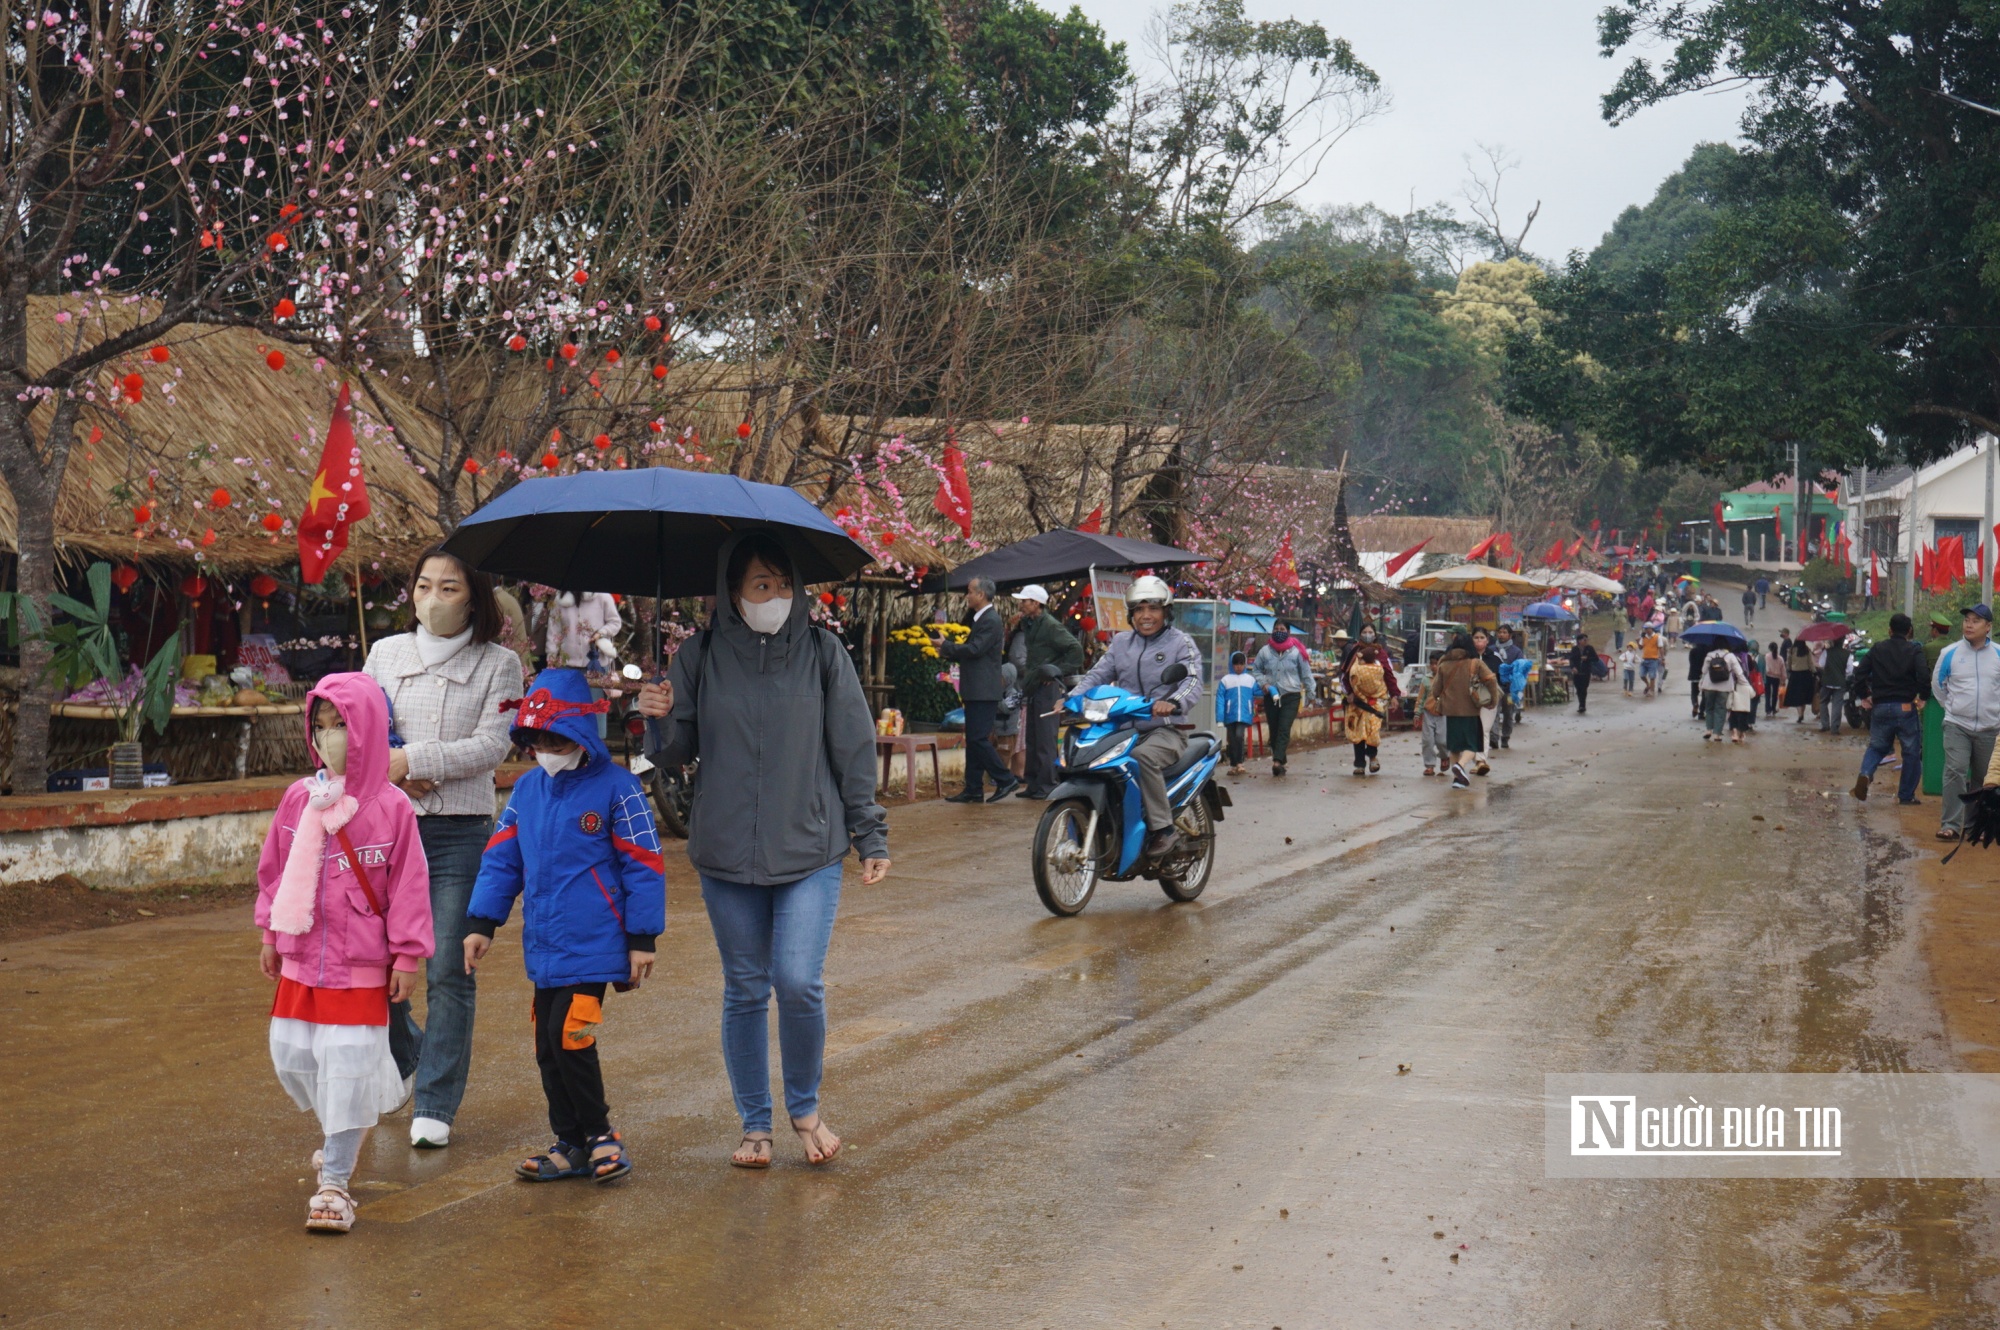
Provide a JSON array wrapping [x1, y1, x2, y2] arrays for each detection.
[[7, 468, 57, 796]]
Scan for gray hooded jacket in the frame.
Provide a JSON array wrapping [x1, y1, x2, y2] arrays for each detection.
[[644, 534, 888, 883]]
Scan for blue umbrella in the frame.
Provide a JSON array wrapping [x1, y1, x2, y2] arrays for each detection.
[[443, 469, 874, 598], [1521, 601, 1576, 621], [1681, 621, 1747, 647]]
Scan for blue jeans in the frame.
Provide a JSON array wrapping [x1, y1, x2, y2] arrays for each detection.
[[387, 815, 490, 1124], [700, 861, 843, 1132], [1861, 703, 1923, 803]]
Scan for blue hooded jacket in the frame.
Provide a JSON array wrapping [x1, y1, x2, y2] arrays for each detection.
[[467, 668, 666, 987]]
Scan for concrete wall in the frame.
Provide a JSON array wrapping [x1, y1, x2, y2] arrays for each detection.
[[1, 809, 273, 890]]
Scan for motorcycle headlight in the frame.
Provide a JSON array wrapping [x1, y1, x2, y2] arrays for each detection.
[[1088, 734, 1135, 767], [1083, 699, 1113, 722]]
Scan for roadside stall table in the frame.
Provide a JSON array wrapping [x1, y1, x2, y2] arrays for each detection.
[[50, 701, 308, 783]]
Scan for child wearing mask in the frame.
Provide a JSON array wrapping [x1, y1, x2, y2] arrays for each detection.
[[463, 668, 666, 1184], [1216, 651, 1258, 776], [256, 673, 435, 1233]]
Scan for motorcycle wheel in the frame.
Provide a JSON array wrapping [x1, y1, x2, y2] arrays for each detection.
[[1033, 798, 1101, 917], [648, 767, 693, 840], [1159, 794, 1215, 903]]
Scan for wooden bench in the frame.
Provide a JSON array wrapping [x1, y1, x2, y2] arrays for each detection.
[[875, 732, 944, 801]]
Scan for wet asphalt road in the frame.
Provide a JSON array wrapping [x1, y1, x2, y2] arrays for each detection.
[[6, 593, 2000, 1327]]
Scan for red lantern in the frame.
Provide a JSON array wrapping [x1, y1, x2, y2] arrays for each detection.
[[880, 531, 897, 544], [833, 594, 847, 608], [651, 363, 667, 380], [148, 346, 170, 363], [844, 527, 863, 541], [463, 458, 482, 474], [645, 315, 663, 332], [559, 343, 578, 360], [132, 504, 152, 525], [200, 528, 216, 547], [266, 232, 288, 252], [1080, 616, 1096, 632], [1095, 629, 1111, 643], [593, 434, 611, 451], [210, 487, 231, 507], [819, 591, 835, 606], [604, 349, 620, 364], [541, 452, 559, 469], [261, 512, 284, 533], [181, 574, 207, 598], [573, 270, 588, 285], [265, 350, 286, 371], [121, 373, 144, 403], [737, 420, 752, 439], [508, 334, 527, 352], [111, 565, 140, 593], [274, 298, 297, 319], [279, 204, 300, 221], [648, 420, 664, 433], [250, 573, 279, 598]]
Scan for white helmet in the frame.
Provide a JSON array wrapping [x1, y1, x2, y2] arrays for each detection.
[[1126, 574, 1174, 607]]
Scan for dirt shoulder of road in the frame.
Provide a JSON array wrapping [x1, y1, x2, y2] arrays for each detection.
[[0, 876, 258, 945], [1901, 801, 2000, 1070]]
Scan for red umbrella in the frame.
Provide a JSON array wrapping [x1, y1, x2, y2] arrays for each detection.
[[1797, 621, 1852, 643]]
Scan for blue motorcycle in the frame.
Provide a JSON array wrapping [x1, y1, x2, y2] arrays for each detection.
[[1030, 663, 1231, 916]]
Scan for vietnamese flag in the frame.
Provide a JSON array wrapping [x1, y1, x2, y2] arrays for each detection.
[[298, 382, 370, 584], [1494, 531, 1514, 559], [1077, 506, 1102, 533], [1383, 537, 1429, 578], [1270, 531, 1302, 590], [1510, 554, 1524, 574], [1466, 533, 1500, 562], [1567, 535, 1587, 559], [1543, 538, 1565, 566], [933, 440, 973, 538]]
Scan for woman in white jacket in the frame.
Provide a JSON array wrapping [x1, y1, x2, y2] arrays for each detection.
[[545, 591, 623, 671], [1698, 644, 1750, 744]]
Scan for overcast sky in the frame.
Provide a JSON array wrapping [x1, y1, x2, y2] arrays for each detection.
[[1071, 0, 1753, 260]]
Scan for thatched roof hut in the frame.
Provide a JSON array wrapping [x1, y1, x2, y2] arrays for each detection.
[[3, 297, 461, 574]]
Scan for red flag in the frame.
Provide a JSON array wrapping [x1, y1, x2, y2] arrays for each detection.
[[1948, 535, 1968, 584], [1869, 550, 1880, 595], [933, 442, 973, 538], [1590, 529, 1601, 551], [1712, 500, 1725, 531], [1589, 518, 1601, 531], [1510, 554, 1523, 574], [1077, 506, 1102, 533], [1466, 533, 1500, 562], [1270, 531, 1302, 590], [297, 382, 370, 584], [1383, 537, 1429, 578], [1567, 535, 1587, 558], [1543, 538, 1565, 566]]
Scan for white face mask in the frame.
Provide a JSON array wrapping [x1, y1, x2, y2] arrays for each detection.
[[535, 747, 584, 776], [414, 594, 470, 637], [315, 728, 349, 775], [739, 596, 792, 635]]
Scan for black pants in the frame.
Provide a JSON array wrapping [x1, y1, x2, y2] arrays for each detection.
[[961, 698, 1011, 794], [1764, 676, 1782, 715], [534, 983, 610, 1144], [1225, 722, 1248, 767], [1268, 692, 1302, 765], [1024, 680, 1063, 794], [1350, 741, 1378, 766], [1574, 676, 1590, 712]]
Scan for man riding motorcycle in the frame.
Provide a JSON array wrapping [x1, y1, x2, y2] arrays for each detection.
[[1066, 576, 1204, 859]]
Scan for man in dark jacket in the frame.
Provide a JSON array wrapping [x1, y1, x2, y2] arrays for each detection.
[[935, 576, 1018, 803], [1852, 613, 1932, 804], [1688, 640, 1712, 718], [1012, 584, 1083, 799]]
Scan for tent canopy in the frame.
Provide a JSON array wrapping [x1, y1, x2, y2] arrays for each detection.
[[1229, 599, 1275, 634], [930, 528, 1212, 592]]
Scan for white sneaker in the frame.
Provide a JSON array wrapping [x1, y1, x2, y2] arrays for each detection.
[[410, 1116, 452, 1149]]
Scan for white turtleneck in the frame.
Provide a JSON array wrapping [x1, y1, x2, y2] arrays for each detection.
[[415, 623, 474, 669]]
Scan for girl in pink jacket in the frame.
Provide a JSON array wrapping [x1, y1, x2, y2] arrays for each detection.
[[255, 672, 434, 1233]]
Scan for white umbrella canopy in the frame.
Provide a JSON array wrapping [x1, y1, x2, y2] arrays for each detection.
[[1530, 568, 1626, 595], [1400, 563, 1545, 596]]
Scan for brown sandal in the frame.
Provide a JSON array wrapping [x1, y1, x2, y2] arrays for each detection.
[[791, 1116, 842, 1165], [730, 1133, 773, 1169]]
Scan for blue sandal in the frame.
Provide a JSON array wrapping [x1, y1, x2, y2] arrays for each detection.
[[516, 1140, 590, 1181], [587, 1131, 632, 1183]]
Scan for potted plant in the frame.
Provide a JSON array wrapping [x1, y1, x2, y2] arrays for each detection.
[[42, 563, 183, 788]]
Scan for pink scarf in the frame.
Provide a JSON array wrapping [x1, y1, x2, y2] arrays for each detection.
[[268, 774, 358, 936]]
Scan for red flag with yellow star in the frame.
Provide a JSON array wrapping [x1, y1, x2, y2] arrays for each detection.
[[298, 382, 370, 584]]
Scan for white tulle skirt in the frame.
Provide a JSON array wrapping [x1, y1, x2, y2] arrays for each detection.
[[269, 1017, 403, 1136]]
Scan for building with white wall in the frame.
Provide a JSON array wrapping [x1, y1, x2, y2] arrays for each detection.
[[1845, 436, 1999, 595]]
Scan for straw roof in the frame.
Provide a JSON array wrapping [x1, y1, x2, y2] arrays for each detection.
[[3, 297, 465, 573], [1348, 516, 1497, 555]]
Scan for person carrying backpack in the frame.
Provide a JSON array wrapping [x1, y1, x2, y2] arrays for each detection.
[[1700, 642, 1750, 742]]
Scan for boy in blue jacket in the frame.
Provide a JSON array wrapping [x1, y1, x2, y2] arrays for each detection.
[[463, 668, 666, 1184], [1216, 651, 1259, 775]]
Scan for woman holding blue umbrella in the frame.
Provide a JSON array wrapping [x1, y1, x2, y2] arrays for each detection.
[[636, 533, 888, 1169]]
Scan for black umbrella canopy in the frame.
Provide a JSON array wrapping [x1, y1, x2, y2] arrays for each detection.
[[442, 469, 874, 598], [931, 529, 1213, 593]]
